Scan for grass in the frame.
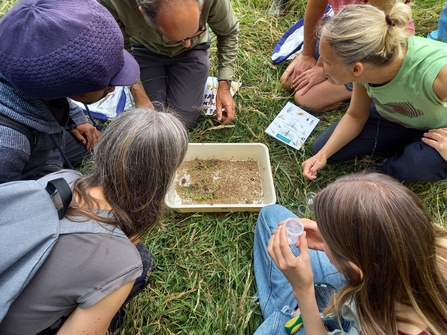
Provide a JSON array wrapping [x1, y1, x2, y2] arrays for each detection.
[[2, 0, 447, 334]]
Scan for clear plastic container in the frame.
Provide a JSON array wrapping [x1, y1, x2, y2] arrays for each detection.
[[284, 218, 304, 245]]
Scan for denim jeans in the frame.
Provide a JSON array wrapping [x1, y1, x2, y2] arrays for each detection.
[[311, 103, 447, 183], [253, 205, 346, 335]]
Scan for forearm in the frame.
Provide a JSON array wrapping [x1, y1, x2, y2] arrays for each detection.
[[130, 82, 154, 109], [317, 112, 367, 161], [317, 84, 371, 160], [302, 0, 328, 57], [294, 288, 328, 335]]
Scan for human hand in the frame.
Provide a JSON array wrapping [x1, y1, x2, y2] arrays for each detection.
[[278, 218, 324, 251], [293, 66, 327, 96], [422, 128, 447, 161], [69, 123, 101, 150], [268, 226, 315, 294], [301, 154, 327, 180], [216, 82, 236, 125], [282, 54, 317, 91]]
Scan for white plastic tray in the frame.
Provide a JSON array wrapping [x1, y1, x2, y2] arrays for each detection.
[[165, 143, 276, 212]]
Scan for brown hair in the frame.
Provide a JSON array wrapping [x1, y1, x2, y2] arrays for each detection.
[[314, 173, 447, 335], [67, 108, 188, 238]]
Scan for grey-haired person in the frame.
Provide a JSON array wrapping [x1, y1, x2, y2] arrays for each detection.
[[0, 107, 188, 334], [98, 0, 239, 129], [0, 0, 140, 184]]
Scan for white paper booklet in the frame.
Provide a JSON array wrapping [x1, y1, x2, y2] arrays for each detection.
[[265, 102, 319, 150], [203, 77, 241, 115]]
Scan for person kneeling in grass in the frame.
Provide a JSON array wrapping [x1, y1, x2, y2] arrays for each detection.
[[302, 1, 447, 183]]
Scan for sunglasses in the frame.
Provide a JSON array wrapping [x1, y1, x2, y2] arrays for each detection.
[[164, 15, 207, 45]]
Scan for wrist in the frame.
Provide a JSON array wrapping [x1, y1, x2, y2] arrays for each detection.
[[293, 284, 315, 304], [301, 51, 315, 59], [218, 79, 232, 90], [218, 80, 231, 91], [315, 150, 328, 161]]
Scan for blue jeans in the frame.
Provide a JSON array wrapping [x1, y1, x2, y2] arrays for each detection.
[[253, 205, 346, 335], [311, 103, 447, 183]]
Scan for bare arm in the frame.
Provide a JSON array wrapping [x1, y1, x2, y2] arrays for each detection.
[[302, 0, 329, 59], [302, 83, 372, 180], [130, 83, 154, 109], [56, 280, 134, 335], [433, 64, 447, 102], [268, 228, 328, 335]]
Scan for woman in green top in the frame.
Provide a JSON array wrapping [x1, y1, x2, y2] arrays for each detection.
[[302, 0, 447, 183]]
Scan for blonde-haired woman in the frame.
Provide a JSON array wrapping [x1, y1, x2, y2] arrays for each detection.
[[302, 1, 447, 183]]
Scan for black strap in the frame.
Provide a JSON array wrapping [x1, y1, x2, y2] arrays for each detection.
[[45, 178, 73, 220], [0, 114, 38, 151]]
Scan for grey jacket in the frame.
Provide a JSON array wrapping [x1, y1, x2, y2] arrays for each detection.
[[0, 74, 87, 183]]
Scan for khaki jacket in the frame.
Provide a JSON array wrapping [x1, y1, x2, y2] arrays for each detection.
[[98, 0, 239, 81]]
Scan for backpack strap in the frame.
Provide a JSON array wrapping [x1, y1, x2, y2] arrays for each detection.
[[45, 178, 73, 220], [59, 216, 128, 239], [39, 171, 128, 239], [0, 114, 39, 151]]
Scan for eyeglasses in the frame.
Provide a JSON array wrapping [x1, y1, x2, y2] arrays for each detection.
[[164, 15, 207, 45]]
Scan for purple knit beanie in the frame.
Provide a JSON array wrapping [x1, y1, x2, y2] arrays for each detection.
[[0, 0, 140, 98]]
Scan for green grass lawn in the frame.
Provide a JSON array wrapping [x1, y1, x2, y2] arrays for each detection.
[[2, 0, 447, 334]]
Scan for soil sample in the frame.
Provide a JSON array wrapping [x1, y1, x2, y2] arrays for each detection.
[[175, 158, 263, 205]]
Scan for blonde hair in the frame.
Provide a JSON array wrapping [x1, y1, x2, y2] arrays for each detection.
[[321, 1, 412, 66], [314, 173, 447, 335]]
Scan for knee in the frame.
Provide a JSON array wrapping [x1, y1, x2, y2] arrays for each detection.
[[294, 91, 334, 112], [293, 93, 320, 110], [169, 107, 202, 129], [257, 204, 295, 232], [280, 72, 293, 92]]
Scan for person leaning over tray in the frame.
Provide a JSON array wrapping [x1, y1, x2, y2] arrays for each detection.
[[0, 0, 140, 184], [302, 0, 447, 183]]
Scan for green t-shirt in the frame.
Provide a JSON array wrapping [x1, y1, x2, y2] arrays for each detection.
[[360, 35, 447, 130]]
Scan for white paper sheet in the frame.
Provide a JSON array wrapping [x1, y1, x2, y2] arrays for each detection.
[[265, 102, 319, 150]]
